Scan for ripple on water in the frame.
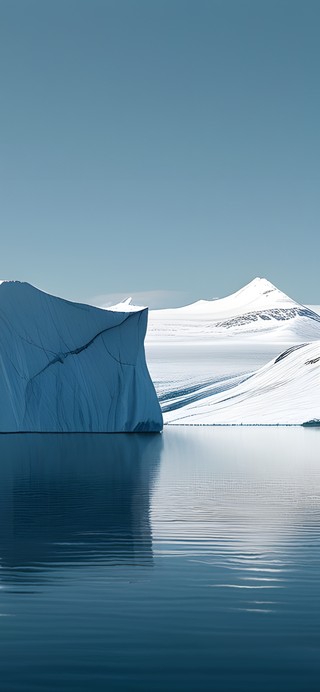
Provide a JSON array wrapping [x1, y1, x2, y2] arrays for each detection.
[[0, 427, 320, 691]]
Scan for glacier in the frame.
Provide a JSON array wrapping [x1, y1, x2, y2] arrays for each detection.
[[0, 281, 163, 432], [136, 278, 320, 426]]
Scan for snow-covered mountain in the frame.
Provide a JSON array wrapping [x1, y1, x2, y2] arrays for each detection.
[[164, 342, 320, 425], [0, 281, 162, 432], [147, 278, 320, 342]]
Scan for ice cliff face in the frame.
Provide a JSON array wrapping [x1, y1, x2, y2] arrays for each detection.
[[0, 281, 162, 432]]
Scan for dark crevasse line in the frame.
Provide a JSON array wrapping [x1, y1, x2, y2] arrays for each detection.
[[216, 307, 320, 329], [158, 372, 250, 404], [28, 313, 140, 384], [161, 372, 254, 413], [157, 378, 220, 403], [274, 343, 308, 364]]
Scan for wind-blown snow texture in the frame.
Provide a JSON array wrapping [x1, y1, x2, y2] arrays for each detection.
[[0, 281, 162, 432], [164, 342, 320, 425]]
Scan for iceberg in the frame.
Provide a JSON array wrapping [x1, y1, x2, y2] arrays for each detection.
[[0, 281, 162, 432]]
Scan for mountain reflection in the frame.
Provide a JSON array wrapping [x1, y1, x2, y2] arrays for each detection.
[[0, 433, 162, 581]]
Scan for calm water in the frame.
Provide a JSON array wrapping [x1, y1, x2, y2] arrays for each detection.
[[1, 428, 320, 691]]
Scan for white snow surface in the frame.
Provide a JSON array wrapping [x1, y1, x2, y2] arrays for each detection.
[[0, 281, 162, 432], [144, 279, 320, 426], [164, 342, 320, 426], [147, 278, 320, 343]]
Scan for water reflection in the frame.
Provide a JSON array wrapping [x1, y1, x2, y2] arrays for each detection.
[[152, 428, 320, 613], [1, 428, 320, 691], [0, 433, 162, 583]]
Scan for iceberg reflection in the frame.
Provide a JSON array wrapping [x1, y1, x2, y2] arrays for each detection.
[[0, 433, 162, 583]]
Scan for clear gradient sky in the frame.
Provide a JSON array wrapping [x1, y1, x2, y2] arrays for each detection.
[[1, 0, 319, 307]]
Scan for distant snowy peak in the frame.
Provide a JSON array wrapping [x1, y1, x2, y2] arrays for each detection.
[[151, 278, 297, 317], [226, 276, 290, 302], [107, 297, 146, 313], [147, 278, 320, 342]]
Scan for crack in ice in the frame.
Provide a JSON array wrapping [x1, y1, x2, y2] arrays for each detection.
[[28, 313, 139, 383]]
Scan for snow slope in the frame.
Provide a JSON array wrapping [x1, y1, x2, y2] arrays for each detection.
[[308, 305, 320, 316], [0, 281, 162, 432], [164, 342, 320, 425], [147, 278, 320, 343]]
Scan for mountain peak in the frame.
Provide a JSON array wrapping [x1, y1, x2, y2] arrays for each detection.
[[150, 277, 298, 318], [240, 277, 279, 295]]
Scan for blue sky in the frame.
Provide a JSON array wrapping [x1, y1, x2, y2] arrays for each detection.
[[1, 0, 319, 307]]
